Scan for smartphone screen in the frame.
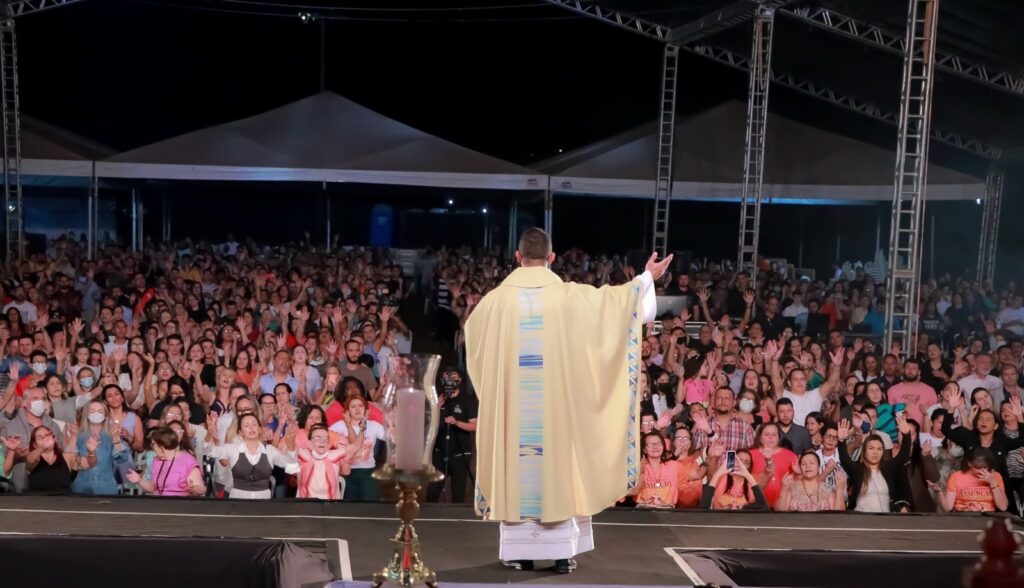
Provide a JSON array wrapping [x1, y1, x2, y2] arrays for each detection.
[[726, 451, 736, 471]]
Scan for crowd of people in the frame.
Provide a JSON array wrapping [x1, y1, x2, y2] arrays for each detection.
[[0, 234, 419, 500], [439, 248, 1024, 514], [0, 234, 1021, 516]]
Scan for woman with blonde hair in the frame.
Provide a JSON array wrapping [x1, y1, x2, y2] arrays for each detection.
[[70, 400, 127, 495]]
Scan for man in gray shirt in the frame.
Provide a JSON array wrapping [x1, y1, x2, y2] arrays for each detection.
[[0, 386, 63, 492], [776, 397, 813, 455]]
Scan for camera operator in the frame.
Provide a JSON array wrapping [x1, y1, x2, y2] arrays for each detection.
[[428, 367, 477, 503]]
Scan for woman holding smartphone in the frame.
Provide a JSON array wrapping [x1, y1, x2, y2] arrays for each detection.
[[700, 446, 768, 510]]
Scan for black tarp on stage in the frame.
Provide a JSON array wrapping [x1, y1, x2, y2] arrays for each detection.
[[0, 535, 334, 588]]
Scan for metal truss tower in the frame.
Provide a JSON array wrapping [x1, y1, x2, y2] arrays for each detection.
[[883, 0, 940, 357], [736, 6, 774, 275], [0, 15, 22, 261], [651, 43, 678, 255], [976, 166, 1004, 286]]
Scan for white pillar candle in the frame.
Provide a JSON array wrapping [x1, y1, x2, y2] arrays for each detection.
[[395, 387, 426, 471]]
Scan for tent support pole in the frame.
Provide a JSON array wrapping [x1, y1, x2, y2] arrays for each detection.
[[875, 207, 881, 254], [736, 5, 775, 275], [929, 212, 935, 280], [543, 188, 552, 237], [482, 209, 488, 248], [507, 200, 518, 257], [976, 165, 1004, 286], [797, 211, 804, 268], [88, 163, 98, 259], [130, 188, 138, 253], [883, 0, 940, 358], [161, 191, 170, 243], [323, 182, 331, 250], [137, 189, 144, 251]]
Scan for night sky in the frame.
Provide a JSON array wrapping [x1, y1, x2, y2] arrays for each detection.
[[14, 0, 1024, 278]]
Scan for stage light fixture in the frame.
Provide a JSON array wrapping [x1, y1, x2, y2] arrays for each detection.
[[298, 12, 315, 23]]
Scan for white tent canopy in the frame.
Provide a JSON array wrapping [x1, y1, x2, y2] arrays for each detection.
[[98, 92, 545, 191], [536, 101, 984, 203], [20, 115, 113, 183]]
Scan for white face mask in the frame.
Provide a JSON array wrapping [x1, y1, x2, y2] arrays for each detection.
[[88, 412, 106, 425], [738, 398, 756, 414], [948, 445, 964, 458], [30, 363, 47, 375], [28, 399, 46, 417]]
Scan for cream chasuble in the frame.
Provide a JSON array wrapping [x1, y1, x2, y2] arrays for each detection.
[[465, 266, 655, 528]]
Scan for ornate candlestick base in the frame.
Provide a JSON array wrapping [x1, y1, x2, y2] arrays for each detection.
[[372, 465, 444, 588]]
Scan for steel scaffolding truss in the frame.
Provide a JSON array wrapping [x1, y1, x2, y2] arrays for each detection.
[[736, 6, 774, 275], [976, 166, 1004, 286], [685, 43, 1003, 159], [883, 0, 940, 357], [540, 0, 671, 40], [0, 18, 22, 261], [543, 0, 1001, 160], [669, 0, 790, 45], [8, 0, 85, 17], [651, 43, 679, 256], [783, 6, 1024, 98]]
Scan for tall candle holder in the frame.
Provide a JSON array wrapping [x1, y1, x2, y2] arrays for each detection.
[[372, 354, 443, 588]]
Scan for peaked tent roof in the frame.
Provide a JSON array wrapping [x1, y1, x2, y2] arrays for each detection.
[[99, 92, 545, 191], [19, 116, 114, 184], [537, 101, 984, 203]]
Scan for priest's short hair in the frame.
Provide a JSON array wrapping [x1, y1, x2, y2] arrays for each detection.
[[518, 228, 552, 261]]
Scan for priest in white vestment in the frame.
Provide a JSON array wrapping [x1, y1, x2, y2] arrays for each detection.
[[464, 228, 670, 573]]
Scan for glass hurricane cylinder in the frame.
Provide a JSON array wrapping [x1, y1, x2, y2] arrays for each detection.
[[381, 354, 441, 475]]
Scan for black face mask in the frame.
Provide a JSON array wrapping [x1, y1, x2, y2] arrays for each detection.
[[723, 364, 737, 375], [657, 382, 674, 395]]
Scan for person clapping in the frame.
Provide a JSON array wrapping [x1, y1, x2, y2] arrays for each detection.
[[125, 426, 205, 496]]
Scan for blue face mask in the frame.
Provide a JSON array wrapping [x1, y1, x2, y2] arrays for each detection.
[[860, 421, 872, 434], [80, 377, 95, 389]]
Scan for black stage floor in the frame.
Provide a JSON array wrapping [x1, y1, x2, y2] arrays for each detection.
[[0, 494, 1016, 586]]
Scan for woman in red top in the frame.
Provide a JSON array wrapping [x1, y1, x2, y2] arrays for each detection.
[[750, 422, 798, 508], [232, 348, 258, 391], [325, 377, 384, 427]]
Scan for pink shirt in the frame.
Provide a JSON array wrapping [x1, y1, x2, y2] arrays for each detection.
[[149, 452, 199, 497], [887, 382, 938, 427], [297, 448, 348, 500], [684, 379, 715, 405]]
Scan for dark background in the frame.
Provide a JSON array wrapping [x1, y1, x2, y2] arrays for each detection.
[[14, 0, 1024, 278]]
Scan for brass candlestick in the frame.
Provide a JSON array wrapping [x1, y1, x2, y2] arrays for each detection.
[[371, 465, 444, 588]]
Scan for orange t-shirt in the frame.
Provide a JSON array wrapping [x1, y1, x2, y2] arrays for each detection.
[[675, 454, 704, 509], [750, 447, 798, 507], [947, 470, 1004, 512]]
